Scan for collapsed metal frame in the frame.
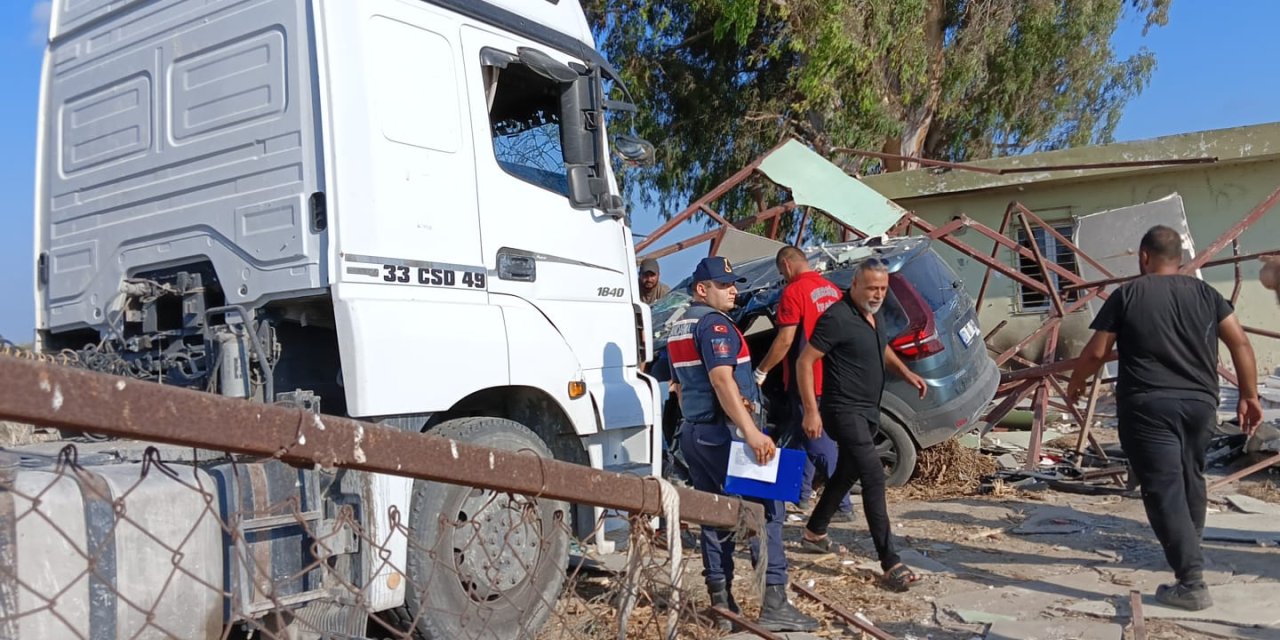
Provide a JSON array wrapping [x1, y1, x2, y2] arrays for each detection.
[[637, 141, 1280, 474]]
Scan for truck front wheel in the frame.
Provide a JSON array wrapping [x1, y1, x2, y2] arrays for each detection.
[[388, 417, 569, 640]]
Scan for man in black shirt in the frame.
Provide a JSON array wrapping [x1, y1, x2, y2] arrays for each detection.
[[794, 258, 927, 592], [1068, 225, 1263, 611]]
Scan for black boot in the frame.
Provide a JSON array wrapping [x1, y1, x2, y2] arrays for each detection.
[[706, 580, 740, 632], [757, 584, 820, 632]]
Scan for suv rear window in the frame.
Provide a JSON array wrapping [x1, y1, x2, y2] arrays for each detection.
[[895, 251, 960, 311]]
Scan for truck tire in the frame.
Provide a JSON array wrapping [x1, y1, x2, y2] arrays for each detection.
[[387, 417, 569, 640], [876, 414, 918, 488]]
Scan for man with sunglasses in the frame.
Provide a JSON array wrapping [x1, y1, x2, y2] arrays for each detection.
[[795, 257, 926, 593], [666, 256, 819, 632]]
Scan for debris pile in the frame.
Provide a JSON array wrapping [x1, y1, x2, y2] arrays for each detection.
[[898, 438, 997, 499]]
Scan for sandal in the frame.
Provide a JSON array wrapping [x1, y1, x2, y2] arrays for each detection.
[[799, 535, 841, 554], [882, 563, 919, 592]]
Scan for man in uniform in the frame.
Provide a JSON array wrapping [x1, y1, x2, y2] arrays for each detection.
[[795, 258, 926, 592], [667, 256, 819, 632], [754, 246, 853, 516], [639, 257, 670, 304], [1068, 225, 1263, 610]]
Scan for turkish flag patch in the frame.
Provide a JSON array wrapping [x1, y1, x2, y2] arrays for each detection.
[[712, 324, 728, 333]]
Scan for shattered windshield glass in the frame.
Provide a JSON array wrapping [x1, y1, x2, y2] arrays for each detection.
[[648, 236, 936, 348]]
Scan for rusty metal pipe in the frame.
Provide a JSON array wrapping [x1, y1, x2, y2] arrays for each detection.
[[791, 582, 897, 640], [1001, 352, 1117, 383], [1016, 209, 1066, 318], [1243, 325, 1280, 340], [1013, 202, 1115, 280], [976, 206, 1016, 311], [1207, 451, 1280, 492], [639, 203, 797, 261], [996, 157, 1216, 174], [1131, 590, 1147, 640], [0, 356, 762, 531], [1062, 249, 1280, 292], [707, 608, 784, 639]]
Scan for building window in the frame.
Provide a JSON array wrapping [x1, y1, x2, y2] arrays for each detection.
[[1015, 222, 1081, 312]]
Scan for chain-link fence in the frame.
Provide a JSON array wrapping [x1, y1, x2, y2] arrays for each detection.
[[0, 442, 751, 640], [0, 355, 796, 640]]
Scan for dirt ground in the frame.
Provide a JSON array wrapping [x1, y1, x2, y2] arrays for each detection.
[[668, 436, 1280, 640]]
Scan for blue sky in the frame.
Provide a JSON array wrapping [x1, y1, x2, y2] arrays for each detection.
[[1, 1, 1277, 342]]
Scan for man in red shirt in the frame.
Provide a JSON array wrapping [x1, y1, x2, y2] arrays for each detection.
[[756, 246, 853, 516]]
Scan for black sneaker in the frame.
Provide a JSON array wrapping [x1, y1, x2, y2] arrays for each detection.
[[1155, 582, 1213, 611]]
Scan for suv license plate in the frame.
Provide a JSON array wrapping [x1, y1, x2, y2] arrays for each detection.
[[958, 320, 979, 347]]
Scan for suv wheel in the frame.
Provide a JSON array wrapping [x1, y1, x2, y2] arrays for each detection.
[[875, 413, 918, 487]]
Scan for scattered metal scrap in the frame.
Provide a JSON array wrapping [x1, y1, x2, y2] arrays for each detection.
[[638, 137, 1280, 494], [1209, 451, 1280, 492], [791, 582, 898, 640]]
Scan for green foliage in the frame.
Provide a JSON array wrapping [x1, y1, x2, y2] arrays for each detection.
[[587, 0, 1169, 232]]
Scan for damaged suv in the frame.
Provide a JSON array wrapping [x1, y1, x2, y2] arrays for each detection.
[[650, 236, 1000, 486]]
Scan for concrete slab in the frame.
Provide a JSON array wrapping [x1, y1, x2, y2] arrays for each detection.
[[1098, 552, 1236, 588], [954, 609, 1016, 623], [1063, 600, 1118, 618], [1203, 513, 1280, 544], [1225, 494, 1280, 516], [937, 582, 1077, 621], [1140, 583, 1280, 627], [1012, 506, 1093, 535], [856, 549, 954, 576], [984, 620, 1124, 640], [997, 453, 1020, 470], [1169, 620, 1276, 639]]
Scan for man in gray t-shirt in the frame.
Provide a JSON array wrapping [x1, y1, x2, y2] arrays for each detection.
[[1068, 225, 1262, 612]]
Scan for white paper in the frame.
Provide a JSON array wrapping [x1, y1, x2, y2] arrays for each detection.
[[727, 441, 780, 484]]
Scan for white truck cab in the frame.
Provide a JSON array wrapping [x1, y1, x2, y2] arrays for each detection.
[[24, 0, 659, 637]]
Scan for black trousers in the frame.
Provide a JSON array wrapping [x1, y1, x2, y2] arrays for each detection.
[[1118, 394, 1216, 585], [806, 409, 900, 571]]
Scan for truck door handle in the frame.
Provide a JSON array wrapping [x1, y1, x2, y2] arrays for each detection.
[[497, 252, 536, 282]]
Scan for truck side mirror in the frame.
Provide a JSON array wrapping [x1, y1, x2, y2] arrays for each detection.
[[516, 46, 625, 215], [560, 74, 607, 211], [613, 134, 654, 165]]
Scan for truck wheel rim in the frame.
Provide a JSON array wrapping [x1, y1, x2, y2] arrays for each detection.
[[450, 487, 542, 602]]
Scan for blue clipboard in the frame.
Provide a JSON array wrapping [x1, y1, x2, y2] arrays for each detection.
[[724, 446, 805, 503]]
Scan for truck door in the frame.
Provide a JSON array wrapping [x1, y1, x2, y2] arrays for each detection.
[[321, 0, 509, 417], [459, 27, 648, 430]]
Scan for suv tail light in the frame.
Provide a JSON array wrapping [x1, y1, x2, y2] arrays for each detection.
[[888, 275, 944, 360]]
